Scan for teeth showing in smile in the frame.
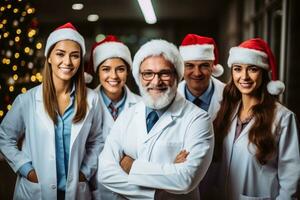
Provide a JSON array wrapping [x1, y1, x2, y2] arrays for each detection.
[[240, 82, 252, 88], [59, 67, 73, 73], [107, 81, 119, 86]]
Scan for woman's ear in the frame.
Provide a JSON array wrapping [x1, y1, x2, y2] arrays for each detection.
[[48, 57, 52, 64]]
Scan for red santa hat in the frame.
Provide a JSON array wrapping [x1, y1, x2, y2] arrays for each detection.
[[44, 22, 85, 56], [179, 34, 224, 77], [132, 39, 184, 85], [90, 35, 132, 73], [227, 38, 285, 95]]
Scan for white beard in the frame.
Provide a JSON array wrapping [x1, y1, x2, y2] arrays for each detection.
[[139, 80, 177, 110]]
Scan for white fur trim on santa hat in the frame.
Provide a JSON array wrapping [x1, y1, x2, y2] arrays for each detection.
[[212, 64, 224, 77], [227, 47, 269, 69], [267, 80, 285, 95], [45, 29, 86, 56], [93, 42, 132, 72], [179, 44, 215, 61], [84, 72, 93, 84], [132, 39, 184, 85]]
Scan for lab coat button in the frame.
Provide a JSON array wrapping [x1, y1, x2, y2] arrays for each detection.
[[51, 184, 56, 190]]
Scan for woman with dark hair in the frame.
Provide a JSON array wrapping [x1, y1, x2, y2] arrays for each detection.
[[0, 22, 103, 200], [88, 35, 140, 200], [214, 38, 300, 200]]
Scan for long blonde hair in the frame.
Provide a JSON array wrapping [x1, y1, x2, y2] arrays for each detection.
[[42, 43, 87, 124]]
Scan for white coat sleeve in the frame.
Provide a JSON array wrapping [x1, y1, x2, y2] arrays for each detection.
[[0, 95, 31, 172], [128, 113, 214, 194], [81, 95, 105, 181], [276, 112, 300, 200], [98, 113, 155, 200]]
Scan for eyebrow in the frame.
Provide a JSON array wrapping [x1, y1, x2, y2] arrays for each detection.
[[101, 64, 126, 68], [55, 49, 80, 54]]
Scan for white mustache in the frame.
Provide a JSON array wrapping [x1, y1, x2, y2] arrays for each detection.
[[145, 84, 167, 90], [139, 79, 178, 110]]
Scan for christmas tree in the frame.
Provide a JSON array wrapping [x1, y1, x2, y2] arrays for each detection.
[[0, 0, 42, 121]]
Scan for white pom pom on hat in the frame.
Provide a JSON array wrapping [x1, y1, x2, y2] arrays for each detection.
[[84, 72, 93, 84], [227, 38, 285, 95], [267, 80, 285, 95], [179, 34, 224, 77], [84, 55, 94, 84], [45, 22, 86, 56]]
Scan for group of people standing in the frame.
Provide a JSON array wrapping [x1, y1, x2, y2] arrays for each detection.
[[0, 22, 299, 200]]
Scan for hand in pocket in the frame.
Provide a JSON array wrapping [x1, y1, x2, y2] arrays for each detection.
[[27, 169, 39, 183]]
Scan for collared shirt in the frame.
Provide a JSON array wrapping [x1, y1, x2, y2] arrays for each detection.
[[55, 84, 76, 191], [145, 107, 165, 119], [145, 93, 176, 120], [185, 79, 214, 111], [234, 116, 252, 142], [100, 87, 126, 118]]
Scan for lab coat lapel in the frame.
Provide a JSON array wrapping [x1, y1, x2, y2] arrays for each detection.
[[143, 93, 185, 143], [234, 118, 255, 143], [124, 86, 139, 109], [226, 102, 255, 147], [208, 77, 224, 120], [225, 103, 240, 152], [70, 97, 91, 147]]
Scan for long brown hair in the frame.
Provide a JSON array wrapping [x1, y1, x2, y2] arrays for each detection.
[[214, 69, 277, 165], [42, 42, 87, 124]]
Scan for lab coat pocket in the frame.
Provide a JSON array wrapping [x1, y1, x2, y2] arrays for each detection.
[[76, 181, 92, 200], [239, 194, 271, 200], [14, 177, 41, 200]]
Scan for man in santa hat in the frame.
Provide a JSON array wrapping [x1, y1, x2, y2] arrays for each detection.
[[178, 34, 225, 121], [98, 39, 214, 200], [178, 34, 226, 200]]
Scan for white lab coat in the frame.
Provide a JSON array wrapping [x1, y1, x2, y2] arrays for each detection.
[[94, 85, 141, 142], [178, 77, 225, 199], [219, 102, 300, 200], [98, 93, 214, 200], [178, 77, 225, 120], [0, 85, 104, 200], [93, 85, 141, 200]]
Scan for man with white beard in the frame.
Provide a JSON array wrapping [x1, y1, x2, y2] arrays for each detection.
[[98, 39, 214, 200]]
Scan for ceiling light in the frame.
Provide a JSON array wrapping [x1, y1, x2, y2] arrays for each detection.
[[72, 3, 84, 10], [137, 0, 157, 24], [87, 14, 99, 22]]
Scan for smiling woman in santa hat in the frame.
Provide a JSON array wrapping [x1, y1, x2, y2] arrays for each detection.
[[213, 38, 300, 200], [0, 22, 103, 200], [87, 35, 140, 200]]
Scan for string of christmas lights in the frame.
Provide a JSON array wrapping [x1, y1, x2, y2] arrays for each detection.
[[0, 0, 42, 120]]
